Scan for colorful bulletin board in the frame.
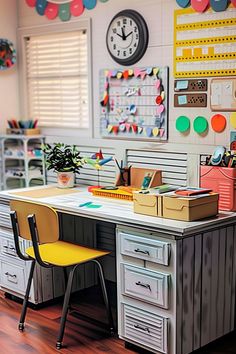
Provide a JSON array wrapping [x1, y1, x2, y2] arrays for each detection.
[[100, 66, 169, 141], [174, 5, 236, 77]]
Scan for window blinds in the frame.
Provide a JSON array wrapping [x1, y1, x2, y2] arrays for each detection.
[[26, 30, 89, 129]]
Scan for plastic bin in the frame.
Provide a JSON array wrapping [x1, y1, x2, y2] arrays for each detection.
[[200, 166, 236, 211]]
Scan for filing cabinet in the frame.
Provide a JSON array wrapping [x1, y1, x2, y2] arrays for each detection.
[[117, 227, 174, 354]]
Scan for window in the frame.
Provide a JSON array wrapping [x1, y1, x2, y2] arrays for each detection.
[[23, 25, 90, 129]]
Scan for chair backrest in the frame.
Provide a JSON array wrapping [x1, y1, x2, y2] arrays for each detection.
[[10, 200, 59, 244]]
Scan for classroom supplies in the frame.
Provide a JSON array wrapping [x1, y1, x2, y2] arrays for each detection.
[[210, 146, 226, 165], [7, 119, 40, 135], [162, 193, 219, 221], [91, 187, 135, 201], [175, 187, 212, 196]]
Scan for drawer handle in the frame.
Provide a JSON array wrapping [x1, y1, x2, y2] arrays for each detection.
[[134, 324, 150, 333], [134, 248, 150, 256], [5, 272, 17, 278], [135, 281, 151, 291]]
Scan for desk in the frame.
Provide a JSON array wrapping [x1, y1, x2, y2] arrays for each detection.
[[0, 185, 235, 354]]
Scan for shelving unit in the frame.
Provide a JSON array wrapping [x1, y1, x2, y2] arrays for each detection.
[[0, 135, 46, 190]]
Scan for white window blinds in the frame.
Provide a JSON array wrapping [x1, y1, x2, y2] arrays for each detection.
[[26, 30, 89, 129]]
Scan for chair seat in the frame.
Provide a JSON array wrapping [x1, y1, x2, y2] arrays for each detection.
[[26, 241, 109, 267]]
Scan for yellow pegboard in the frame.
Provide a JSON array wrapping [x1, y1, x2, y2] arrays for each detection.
[[174, 5, 236, 78]]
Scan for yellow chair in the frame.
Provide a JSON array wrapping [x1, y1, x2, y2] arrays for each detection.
[[10, 199, 114, 349]]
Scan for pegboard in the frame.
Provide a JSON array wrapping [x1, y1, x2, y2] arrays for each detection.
[[174, 6, 236, 78], [174, 93, 207, 107], [99, 66, 169, 140]]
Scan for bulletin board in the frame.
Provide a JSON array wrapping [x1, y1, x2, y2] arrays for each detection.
[[99, 66, 169, 141], [174, 6, 236, 78]]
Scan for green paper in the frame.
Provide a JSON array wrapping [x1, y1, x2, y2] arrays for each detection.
[[176, 116, 190, 132], [193, 116, 208, 134], [87, 204, 102, 209]]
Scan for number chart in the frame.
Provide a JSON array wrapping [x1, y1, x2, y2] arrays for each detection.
[[174, 5, 236, 78], [99, 66, 169, 141]]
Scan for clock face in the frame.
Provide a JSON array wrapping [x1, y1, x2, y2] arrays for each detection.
[[106, 10, 149, 66]]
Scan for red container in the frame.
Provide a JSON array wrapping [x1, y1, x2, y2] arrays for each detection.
[[200, 166, 236, 211]]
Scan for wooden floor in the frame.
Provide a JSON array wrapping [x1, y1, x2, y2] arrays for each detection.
[[0, 291, 235, 354]]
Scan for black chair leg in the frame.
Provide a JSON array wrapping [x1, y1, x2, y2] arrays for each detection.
[[63, 267, 72, 311], [19, 260, 36, 331], [56, 266, 76, 349], [92, 259, 114, 335]]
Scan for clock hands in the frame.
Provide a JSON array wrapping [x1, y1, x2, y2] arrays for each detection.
[[121, 27, 126, 40], [116, 27, 133, 40]]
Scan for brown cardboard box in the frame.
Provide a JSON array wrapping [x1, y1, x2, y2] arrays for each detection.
[[116, 167, 162, 189], [133, 192, 163, 217], [162, 193, 219, 221]]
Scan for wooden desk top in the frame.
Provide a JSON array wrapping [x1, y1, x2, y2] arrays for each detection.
[[0, 185, 235, 238]]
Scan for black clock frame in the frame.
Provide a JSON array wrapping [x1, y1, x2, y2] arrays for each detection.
[[106, 9, 149, 66]]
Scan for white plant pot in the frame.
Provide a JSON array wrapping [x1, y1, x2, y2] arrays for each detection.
[[57, 171, 75, 188]]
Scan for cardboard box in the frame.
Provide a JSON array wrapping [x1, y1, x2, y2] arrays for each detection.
[[200, 165, 236, 211], [6, 128, 41, 136], [116, 167, 162, 189], [162, 193, 219, 221], [133, 192, 163, 217]]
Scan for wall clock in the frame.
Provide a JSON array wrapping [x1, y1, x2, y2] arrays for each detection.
[[106, 9, 149, 66]]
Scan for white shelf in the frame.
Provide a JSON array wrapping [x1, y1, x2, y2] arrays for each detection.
[[0, 134, 46, 190]]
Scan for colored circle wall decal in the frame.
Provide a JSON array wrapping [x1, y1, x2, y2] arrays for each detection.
[[230, 112, 236, 128], [211, 114, 226, 133], [193, 116, 208, 134], [25, 0, 109, 21], [176, 0, 191, 7], [176, 116, 190, 132]]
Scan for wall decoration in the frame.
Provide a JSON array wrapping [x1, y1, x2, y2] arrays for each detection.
[[106, 10, 149, 66], [174, 79, 207, 91], [210, 78, 236, 111], [230, 112, 236, 128], [174, 93, 207, 107], [100, 66, 169, 141], [174, 6, 236, 77], [176, 0, 231, 11], [176, 115, 190, 132], [25, 0, 109, 21], [191, 0, 209, 13], [211, 114, 227, 132], [0, 39, 16, 70], [193, 116, 208, 134], [176, 0, 190, 7]]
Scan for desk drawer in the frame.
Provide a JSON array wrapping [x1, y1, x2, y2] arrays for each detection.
[[0, 237, 18, 258], [121, 264, 170, 308], [122, 304, 168, 354], [0, 261, 26, 294], [120, 232, 170, 265]]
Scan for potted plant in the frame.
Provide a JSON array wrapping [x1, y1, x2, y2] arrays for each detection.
[[42, 143, 84, 188]]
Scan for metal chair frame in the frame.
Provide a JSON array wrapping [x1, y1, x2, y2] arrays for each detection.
[[10, 211, 114, 350]]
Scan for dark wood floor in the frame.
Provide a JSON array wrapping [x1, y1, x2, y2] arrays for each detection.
[[0, 291, 235, 354]]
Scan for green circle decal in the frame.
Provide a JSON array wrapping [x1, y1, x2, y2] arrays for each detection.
[[193, 116, 208, 134], [176, 116, 190, 133]]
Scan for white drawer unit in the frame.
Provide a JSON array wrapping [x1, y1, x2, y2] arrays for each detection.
[[0, 237, 18, 258], [122, 304, 169, 354], [120, 232, 170, 265], [121, 263, 170, 308], [0, 261, 26, 294]]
